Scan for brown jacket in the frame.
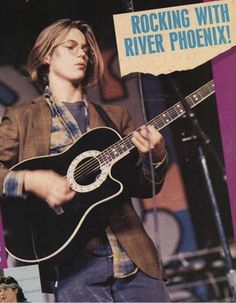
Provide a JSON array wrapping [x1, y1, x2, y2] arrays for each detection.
[[0, 96, 166, 279]]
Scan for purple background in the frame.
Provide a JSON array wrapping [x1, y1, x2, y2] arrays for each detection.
[[203, 0, 236, 241], [212, 47, 236, 241]]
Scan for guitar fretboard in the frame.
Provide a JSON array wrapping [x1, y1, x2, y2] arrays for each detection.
[[98, 80, 215, 165]]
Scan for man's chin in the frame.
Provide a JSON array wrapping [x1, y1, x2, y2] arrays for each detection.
[[71, 79, 83, 87]]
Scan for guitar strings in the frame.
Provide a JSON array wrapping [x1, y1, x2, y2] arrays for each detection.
[[68, 100, 185, 182], [71, 82, 213, 181], [61, 131, 134, 183], [63, 81, 213, 183], [62, 81, 214, 183], [61, 81, 214, 184], [66, 112, 167, 183]]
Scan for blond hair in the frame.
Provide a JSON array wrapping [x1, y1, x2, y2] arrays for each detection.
[[27, 19, 104, 90]]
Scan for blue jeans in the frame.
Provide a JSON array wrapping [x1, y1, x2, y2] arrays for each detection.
[[55, 254, 170, 302]]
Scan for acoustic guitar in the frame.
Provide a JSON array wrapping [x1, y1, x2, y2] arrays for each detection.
[[1, 80, 215, 264]]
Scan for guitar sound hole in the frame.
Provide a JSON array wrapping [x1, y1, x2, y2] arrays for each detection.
[[74, 157, 101, 186]]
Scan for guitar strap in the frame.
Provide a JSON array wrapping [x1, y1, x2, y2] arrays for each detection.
[[92, 103, 121, 135]]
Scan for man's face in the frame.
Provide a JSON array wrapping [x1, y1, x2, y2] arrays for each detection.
[[0, 287, 18, 302], [46, 28, 90, 85]]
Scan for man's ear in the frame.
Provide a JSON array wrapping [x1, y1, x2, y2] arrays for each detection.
[[43, 55, 51, 65]]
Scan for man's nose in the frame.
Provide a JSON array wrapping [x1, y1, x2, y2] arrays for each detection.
[[76, 47, 86, 57]]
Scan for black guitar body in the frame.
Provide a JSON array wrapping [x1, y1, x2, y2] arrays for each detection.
[[1, 127, 137, 264]]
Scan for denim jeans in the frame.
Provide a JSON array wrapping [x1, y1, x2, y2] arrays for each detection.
[[55, 254, 170, 302]]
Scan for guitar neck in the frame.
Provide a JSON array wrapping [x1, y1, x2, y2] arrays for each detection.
[[98, 80, 215, 164], [148, 79, 215, 131]]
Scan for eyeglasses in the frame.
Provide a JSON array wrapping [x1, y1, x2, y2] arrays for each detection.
[[57, 41, 93, 57]]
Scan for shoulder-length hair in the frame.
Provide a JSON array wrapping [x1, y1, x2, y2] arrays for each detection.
[[27, 19, 104, 91]]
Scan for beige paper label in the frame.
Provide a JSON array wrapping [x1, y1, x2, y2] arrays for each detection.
[[113, 0, 236, 76]]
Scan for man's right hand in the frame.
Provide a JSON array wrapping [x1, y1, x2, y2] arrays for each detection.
[[24, 170, 76, 208]]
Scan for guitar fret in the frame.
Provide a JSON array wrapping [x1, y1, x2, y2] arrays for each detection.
[[174, 103, 185, 115], [162, 112, 171, 124], [156, 116, 166, 128], [168, 107, 180, 119], [120, 143, 127, 152], [192, 93, 200, 104], [98, 137, 132, 165], [186, 96, 194, 107]]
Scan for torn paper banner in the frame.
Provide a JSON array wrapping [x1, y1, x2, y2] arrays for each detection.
[[113, 0, 236, 76]]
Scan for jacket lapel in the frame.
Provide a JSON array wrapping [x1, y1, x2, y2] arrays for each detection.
[[31, 96, 52, 156], [87, 101, 106, 129], [29, 99, 105, 157]]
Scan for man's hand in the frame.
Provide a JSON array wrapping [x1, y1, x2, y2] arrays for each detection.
[[131, 125, 166, 163], [24, 170, 76, 208]]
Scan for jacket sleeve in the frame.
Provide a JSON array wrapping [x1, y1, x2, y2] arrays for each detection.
[[0, 107, 21, 196], [3, 171, 26, 197]]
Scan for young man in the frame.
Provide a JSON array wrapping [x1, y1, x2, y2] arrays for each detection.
[[0, 19, 169, 302]]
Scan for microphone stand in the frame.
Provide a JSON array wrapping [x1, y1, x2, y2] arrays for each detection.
[[168, 76, 236, 300], [121, 0, 165, 279]]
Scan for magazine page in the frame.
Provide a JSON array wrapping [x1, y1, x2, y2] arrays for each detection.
[[0, 0, 235, 302]]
